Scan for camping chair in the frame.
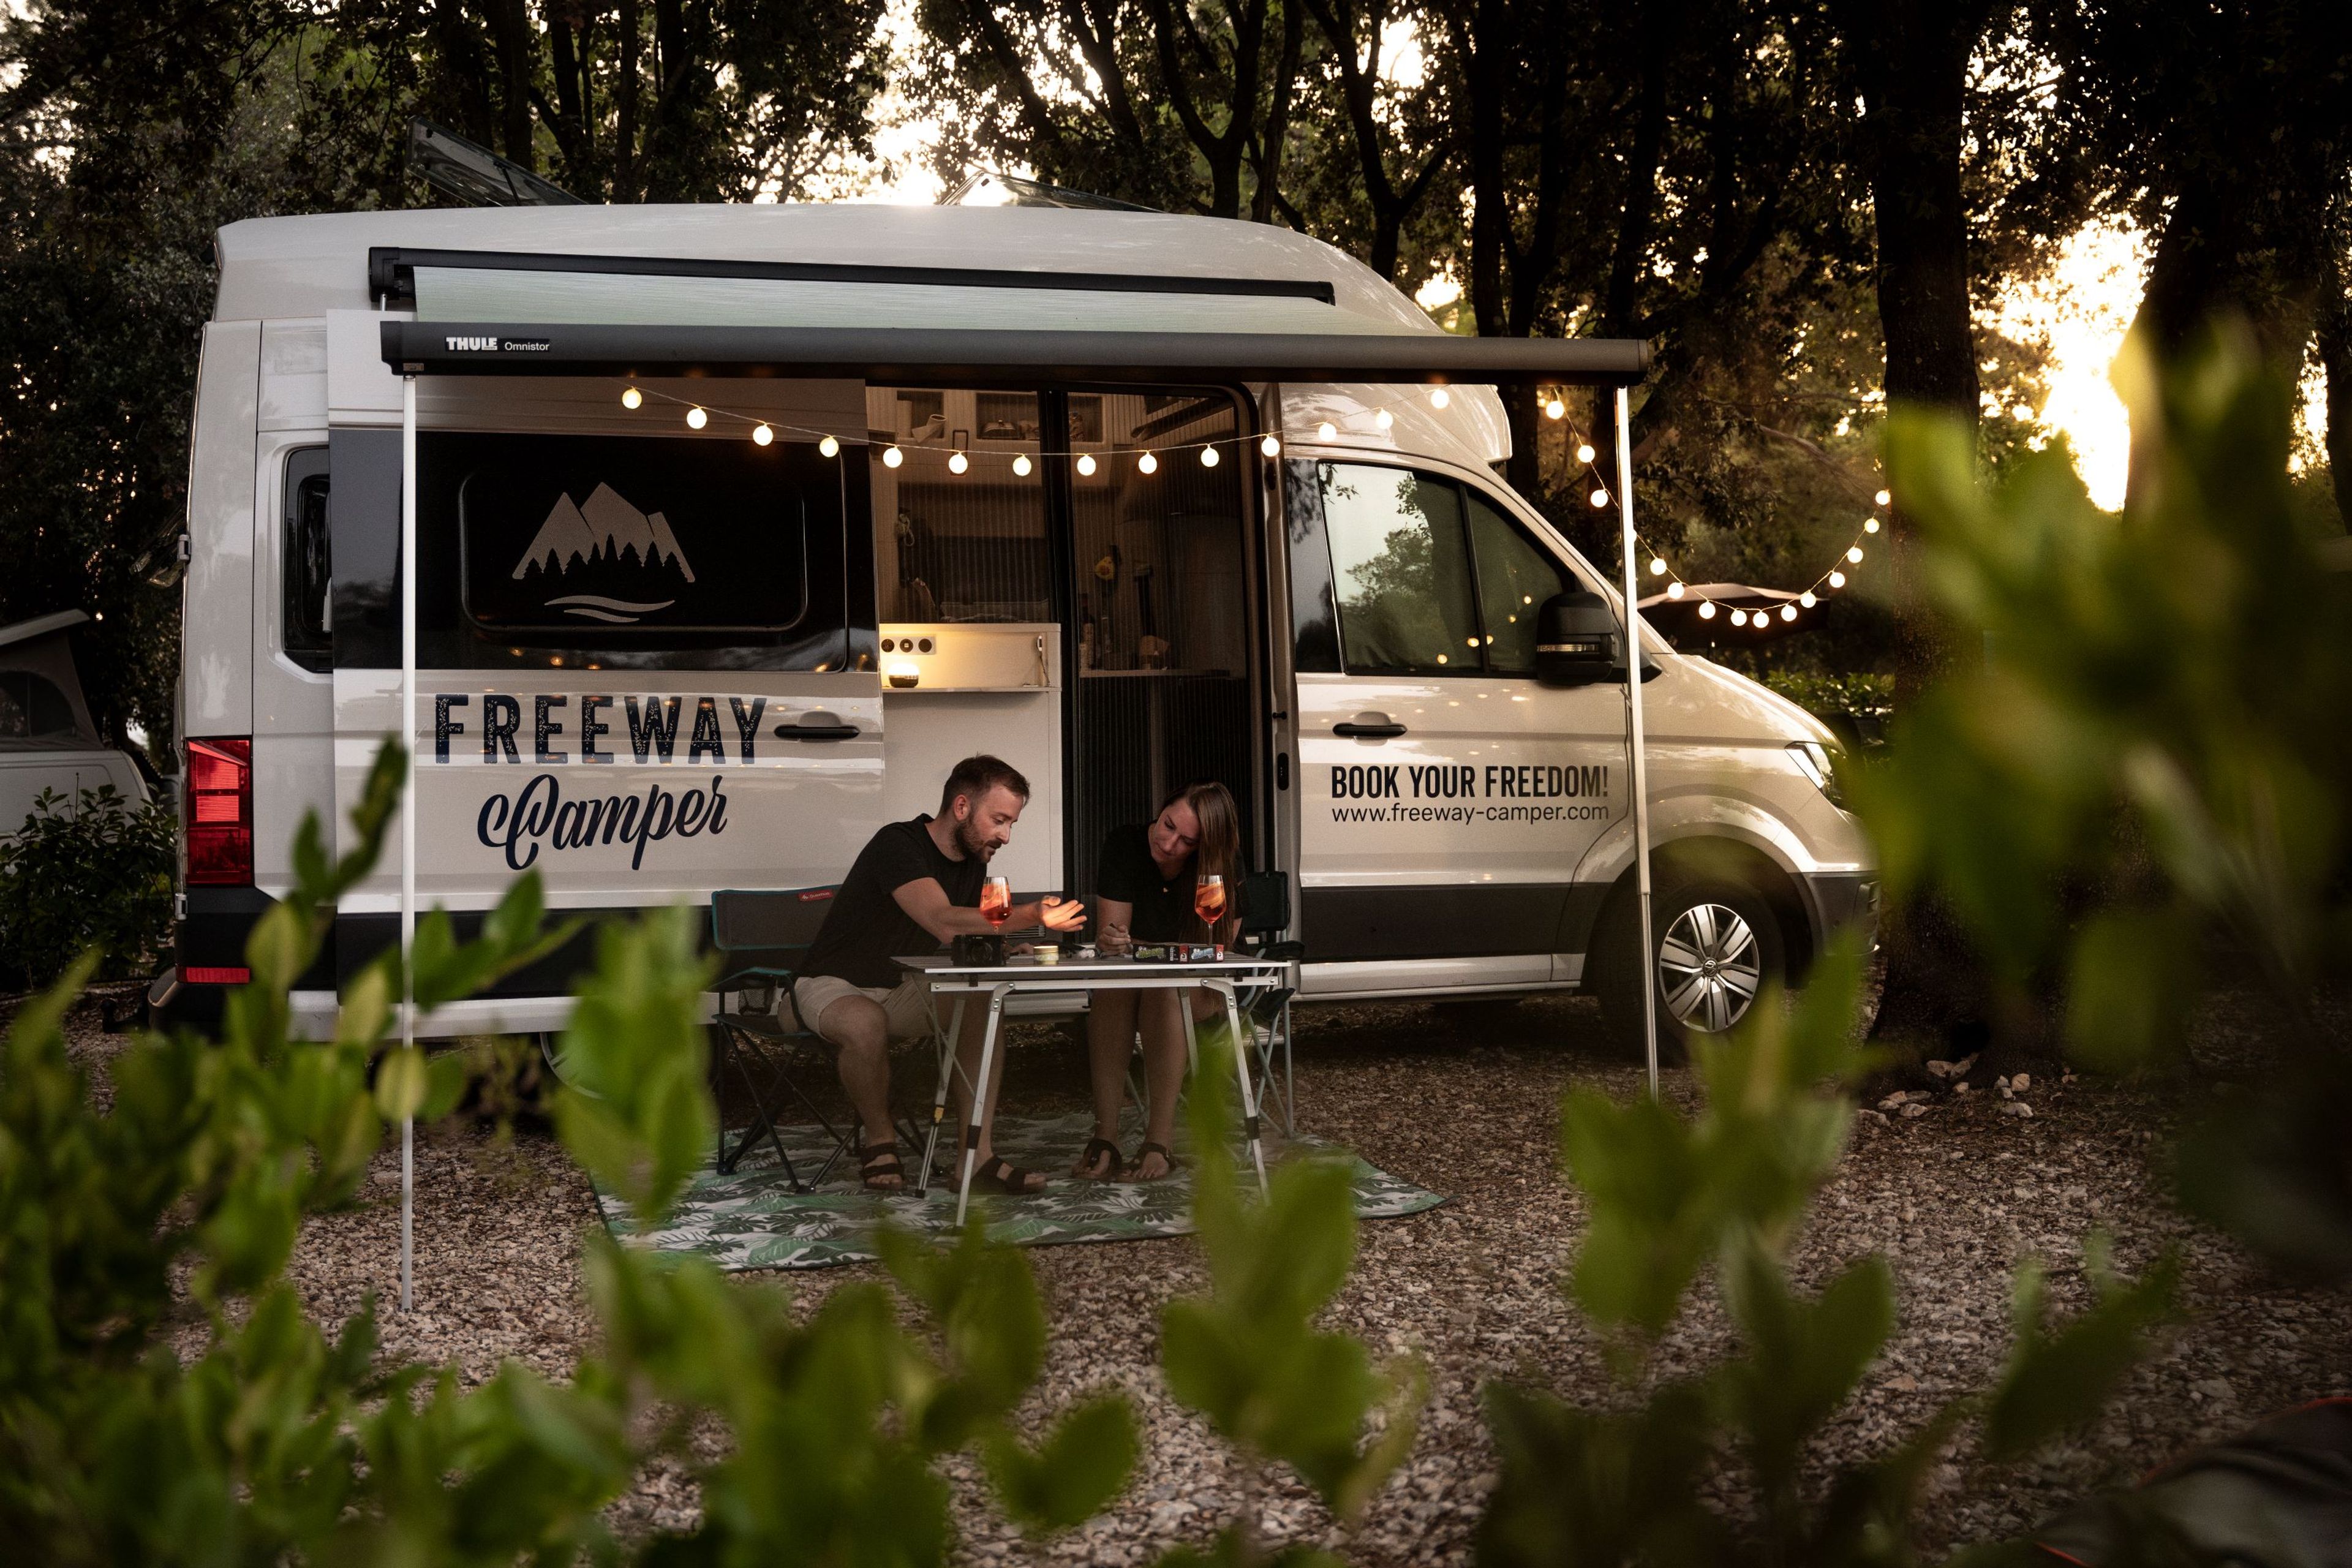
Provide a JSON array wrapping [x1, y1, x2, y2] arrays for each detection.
[[707, 886, 852, 1187]]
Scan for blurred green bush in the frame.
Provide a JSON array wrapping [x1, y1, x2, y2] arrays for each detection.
[[0, 783, 173, 989]]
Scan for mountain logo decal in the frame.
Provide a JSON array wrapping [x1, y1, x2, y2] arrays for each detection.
[[511, 483, 696, 623]]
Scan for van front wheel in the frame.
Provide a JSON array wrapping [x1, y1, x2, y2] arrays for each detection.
[[1594, 875, 1785, 1061]]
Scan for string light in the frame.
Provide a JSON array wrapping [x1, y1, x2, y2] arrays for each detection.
[[1077, 453, 1098, 476], [1430, 387, 1452, 409], [883, 445, 903, 469], [1138, 451, 1158, 474], [1800, 591, 1817, 608], [1863, 518, 1880, 534], [1200, 445, 1220, 467], [1875, 488, 1892, 507], [1698, 601, 1717, 619], [752, 423, 773, 446], [685, 406, 707, 430], [1781, 604, 1798, 622], [1649, 557, 1667, 576], [1317, 421, 1337, 440], [1576, 442, 1597, 465], [1374, 407, 1394, 430], [1261, 434, 1281, 457], [1012, 453, 1033, 477], [1829, 570, 1846, 588], [1545, 396, 1567, 420], [1589, 488, 1610, 508], [947, 450, 969, 474], [818, 434, 840, 458], [1846, 546, 1864, 564], [1731, 609, 1749, 627], [620, 386, 643, 410], [1666, 581, 1686, 600]]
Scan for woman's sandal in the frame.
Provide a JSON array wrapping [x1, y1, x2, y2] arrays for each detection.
[[1124, 1141, 1182, 1182], [971, 1155, 1047, 1196], [859, 1142, 906, 1192], [1073, 1136, 1123, 1181]]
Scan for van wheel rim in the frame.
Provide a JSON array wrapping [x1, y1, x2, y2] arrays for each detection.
[[1656, 903, 1761, 1033]]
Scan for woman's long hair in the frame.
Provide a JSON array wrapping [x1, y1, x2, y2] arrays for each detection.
[[1164, 780, 1242, 943]]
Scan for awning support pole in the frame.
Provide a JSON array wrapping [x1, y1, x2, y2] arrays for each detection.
[[1615, 388, 1659, 1096], [399, 372, 417, 1313]]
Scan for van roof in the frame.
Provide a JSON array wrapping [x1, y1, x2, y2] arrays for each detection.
[[213, 204, 1441, 333]]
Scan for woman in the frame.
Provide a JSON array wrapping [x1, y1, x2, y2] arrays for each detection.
[[1071, 780, 1242, 1182]]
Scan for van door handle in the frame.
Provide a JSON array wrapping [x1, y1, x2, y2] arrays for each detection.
[[774, 722, 861, 741], [1333, 721, 1406, 738]]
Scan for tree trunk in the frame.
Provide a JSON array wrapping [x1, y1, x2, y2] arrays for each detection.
[[484, 0, 536, 169], [2317, 266, 2352, 527]]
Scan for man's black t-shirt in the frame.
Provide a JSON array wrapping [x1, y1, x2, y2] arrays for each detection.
[[803, 817, 984, 988], [1096, 823, 1196, 943]]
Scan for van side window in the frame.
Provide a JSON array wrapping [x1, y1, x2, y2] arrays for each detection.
[[1320, 462, 1480, 675], [1463, 489, 1568, 674], [283, 447, 331, 672], [0, 673, 77, 744]]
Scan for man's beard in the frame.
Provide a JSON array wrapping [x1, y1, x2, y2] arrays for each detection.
[[954, 817, 997, 861]]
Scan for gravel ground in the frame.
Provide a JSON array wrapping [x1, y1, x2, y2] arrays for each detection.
[[42, 982, 2352, 1562]]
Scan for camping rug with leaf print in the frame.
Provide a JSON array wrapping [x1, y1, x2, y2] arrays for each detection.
[[592, 1109, 1445, 1272]]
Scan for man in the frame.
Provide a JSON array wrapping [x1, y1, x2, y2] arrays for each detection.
[[794, 754, 1085, 1193]]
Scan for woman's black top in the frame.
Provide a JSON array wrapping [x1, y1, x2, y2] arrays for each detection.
[[1095, 823, 1197, 943]]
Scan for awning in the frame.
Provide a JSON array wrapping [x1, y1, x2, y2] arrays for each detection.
[[369, 246, 1648, 385]]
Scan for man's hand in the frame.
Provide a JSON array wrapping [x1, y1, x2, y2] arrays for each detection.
[[1036, 895, 1087, 933]]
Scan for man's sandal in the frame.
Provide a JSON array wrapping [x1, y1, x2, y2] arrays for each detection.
[[971, 1155, 1047, 1196], [1073, 1137, 1123, 1181], [860, 1143, 906, 1192], [1125, 1141, 1181, 1182]]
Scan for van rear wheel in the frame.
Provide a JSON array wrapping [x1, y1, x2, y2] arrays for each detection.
[[1594, 874, 1785, 1062]]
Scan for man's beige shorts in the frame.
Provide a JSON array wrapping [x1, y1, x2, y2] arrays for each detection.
[[793, 973, 933, 1044]]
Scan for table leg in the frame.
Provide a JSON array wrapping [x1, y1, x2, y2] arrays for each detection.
[[918, 995, 965, 1198], [1219, 982, 1270, 1195], [954, 985, 1011, 1227], [1180, 990, 1200, 1077]]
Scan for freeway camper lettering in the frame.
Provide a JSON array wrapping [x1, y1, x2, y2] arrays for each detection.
[[477, 772, 730, 872], [436, 693, 779, 767], [628, 696, 682, 762]]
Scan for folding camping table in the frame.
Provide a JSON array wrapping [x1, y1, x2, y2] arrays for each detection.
[[898, 951, 1295, 1224]]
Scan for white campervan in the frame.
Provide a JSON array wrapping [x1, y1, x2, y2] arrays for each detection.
[[156, 203, 1873, 1051]]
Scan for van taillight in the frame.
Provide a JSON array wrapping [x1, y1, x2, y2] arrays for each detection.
[[186, 737, 252, 886]]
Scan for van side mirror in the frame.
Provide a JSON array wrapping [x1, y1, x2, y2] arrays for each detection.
[[1535, 592, 1623, 687]]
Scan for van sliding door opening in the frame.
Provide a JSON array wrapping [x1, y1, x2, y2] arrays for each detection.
[[864, 385, 1264, 913]]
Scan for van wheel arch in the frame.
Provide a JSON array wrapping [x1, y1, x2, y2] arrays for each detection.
[[1586, 837, 1812, 1058]]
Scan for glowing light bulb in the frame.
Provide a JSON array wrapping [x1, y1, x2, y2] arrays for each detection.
[[1799, 591, 1817, 608], [620, 386, 643, 410], [1698, 601, 1717, 619], [818, 434, 840, 458], [1666, 582, 1686, 600], [1648, 557, 1667, 576], [685, 406, 707, 430], [1200, 445, 1219, 467], [1589, 488, 1609, 508], [1847, 545, 1864, 564], [1781, 604, 1798, 622], [1430, 387, 1451, 408], [752, 423, 773, 446], [1864, 518, 1880, 534], [1261, 434, 1281, 457], [1138, 451, 1158, 474], [1731, 609, 1749, 626], [948, 450, 969, 474], [1012, 453, 1032, 477], [1374, 407, 1394, 430], [883, 445, 903, 469], [1576, 442, 1597, 464], [1875, 488, 1891, 507], [1316, 420, 1337, 440], [1077, 453, 1098, 476], [1545, 398, 1566, 420], [1828, 570, 1846, 589]]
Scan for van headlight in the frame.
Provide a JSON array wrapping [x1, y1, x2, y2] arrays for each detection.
[[1787, 740, 1843, 806]]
